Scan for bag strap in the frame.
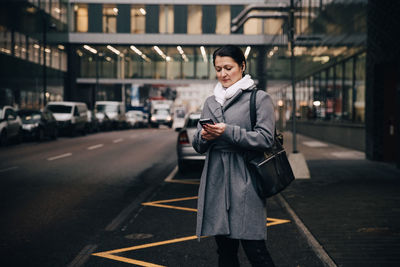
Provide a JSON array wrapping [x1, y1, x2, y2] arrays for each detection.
[[250, 89, 257, 130], [249, 89, 279, 141]]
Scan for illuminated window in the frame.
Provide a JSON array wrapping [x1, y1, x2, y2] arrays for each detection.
[[103, 4, 118, 33], [187, 6, 202, 34], [216, 6, 230, 34], [75, 4, 88, 32], [159, 5, 174, 34], [131, 5, 146, 34]]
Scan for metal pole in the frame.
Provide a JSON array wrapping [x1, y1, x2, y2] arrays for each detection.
[[42, 14, 47, 108], [290, 0, 298, 153], [95, 55, 99, 110]]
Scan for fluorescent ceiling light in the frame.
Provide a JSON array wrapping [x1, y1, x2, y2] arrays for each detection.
[[177, 46, 189, 62], [200, 46, 207, 62], [244, 46, 251, 59], [83, 45, 97, 54], [130, 45, 150, 62], [58, 45, 65, 50], [113, 8, 118, 14], [139, 8, 146, 15], [154, 46, 168, 60], [107, 45, 120, 55]]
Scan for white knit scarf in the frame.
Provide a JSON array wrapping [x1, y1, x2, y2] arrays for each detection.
[[214, 74, 255, 106]]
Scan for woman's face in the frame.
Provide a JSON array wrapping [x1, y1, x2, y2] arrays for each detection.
[[214, 56, 244, 88]]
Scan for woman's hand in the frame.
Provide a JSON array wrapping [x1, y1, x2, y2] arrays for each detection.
[[201, 123, 226, 140]]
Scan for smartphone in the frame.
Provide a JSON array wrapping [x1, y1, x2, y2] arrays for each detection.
[[199, 118, 215, 127]]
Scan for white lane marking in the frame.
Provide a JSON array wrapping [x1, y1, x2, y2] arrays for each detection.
[[277, 194, 337, 267], [87, 144, 104, 150], [164, 166, 178, 182], [47, 153, 72, 161], [113, 138, 123, 143], [0, 166, 19, 173], [67, 244, 98, 267], [331, 151, 365, 159], [303, 141, 329, 147]]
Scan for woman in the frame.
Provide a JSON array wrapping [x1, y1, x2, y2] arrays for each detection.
[[192, 45, 276, 267]]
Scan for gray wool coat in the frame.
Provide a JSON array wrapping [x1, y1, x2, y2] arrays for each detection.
[[192, 86, 275, 240]]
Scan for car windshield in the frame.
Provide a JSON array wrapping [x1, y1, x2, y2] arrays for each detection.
[[47, 105, 72, 114], [175, 110, 185, 118], [155, 109, 169, 115], [96, 104, 118, 113], [19, 111, 41, 122]]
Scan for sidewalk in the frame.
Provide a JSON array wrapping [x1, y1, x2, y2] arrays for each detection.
[[281, 132, 400, 267]]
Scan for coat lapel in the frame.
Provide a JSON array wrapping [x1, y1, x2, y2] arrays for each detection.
[[206, 97, 224, 123]]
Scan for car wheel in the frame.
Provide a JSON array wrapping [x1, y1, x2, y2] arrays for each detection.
[[0, 130, 7, 146], [51, 128, 58, 140], [15, 128, 23, 144], [37, 128, 45, 142]]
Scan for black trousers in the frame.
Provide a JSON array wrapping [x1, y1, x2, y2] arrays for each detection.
[[215, 235, 275, 267]]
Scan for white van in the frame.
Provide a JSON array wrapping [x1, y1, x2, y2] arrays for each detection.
[[95, 101, 126, 129], [46, 101, 88, 136]]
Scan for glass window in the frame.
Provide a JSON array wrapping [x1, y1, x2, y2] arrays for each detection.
[[196, 46, 210, 79], [0, 26, 12, 55], [131, 5, 146, 34], [51, 47, 59, 69], [183, 47, 195, 79], [216, 6, 230, 34], [343, 59, 353, 120], [187, 6, 202, 34], [61, 50, 67, 71], [103, 4, 118, 33], [51, 0, 61, 19], [334, 63, 343, 118], [159, 5, 174, 34], [354, 53, 366, 122], [45, 46, 51, 67], [75, 4, 88, 32], [166, 47, 180, 79], [13, 32, 20, 58]]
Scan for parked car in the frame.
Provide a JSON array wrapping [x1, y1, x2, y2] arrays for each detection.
[[176, 112, 205, 173], [18, 109, 58, 141], [95, 101, 127, 129], [45, 101, 88, 136], [172, 107, 186, 131], [0, 105, 22, 146], [126, 110, 144, 128]]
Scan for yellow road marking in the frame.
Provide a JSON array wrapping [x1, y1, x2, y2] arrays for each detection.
[[142, 196, 198, 212], [92, 235, 200, 266], [267, 217, 291, 227], [93, 252, 165, 267]]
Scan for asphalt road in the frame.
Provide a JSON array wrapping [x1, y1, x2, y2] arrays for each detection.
[[0, 128, 178, 267]]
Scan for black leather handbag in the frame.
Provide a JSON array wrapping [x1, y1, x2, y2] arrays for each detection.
[[246, 89, 295, 199]]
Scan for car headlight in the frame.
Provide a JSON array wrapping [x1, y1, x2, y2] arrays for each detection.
[[151, 117, 156, 122], [166, 115, 172, 121]]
